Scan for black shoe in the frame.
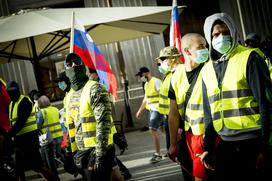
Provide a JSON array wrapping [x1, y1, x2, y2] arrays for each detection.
[[140, 126, 149, 132]]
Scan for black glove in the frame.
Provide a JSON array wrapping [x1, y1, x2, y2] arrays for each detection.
[[88, 155, 107, 173]]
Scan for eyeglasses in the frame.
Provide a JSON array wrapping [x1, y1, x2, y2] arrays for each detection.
[[65, 58, 82, 68]]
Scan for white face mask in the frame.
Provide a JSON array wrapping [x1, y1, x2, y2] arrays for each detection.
[[158, 61, 170, 74], [192, 48, 209, 64], [212, 34, 232, 54], [140, 76, 147, 82]]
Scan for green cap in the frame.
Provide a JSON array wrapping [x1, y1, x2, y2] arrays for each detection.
[[155, 46, 181, 60]]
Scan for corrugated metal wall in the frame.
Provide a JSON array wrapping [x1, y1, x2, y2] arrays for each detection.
[[219, 0, 272, 41], [0, 60, 38, 94]]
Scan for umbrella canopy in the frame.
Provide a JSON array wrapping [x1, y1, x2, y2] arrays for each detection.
[[0, 6, 185, 63]]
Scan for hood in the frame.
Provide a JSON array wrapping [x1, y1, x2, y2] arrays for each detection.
[[203, 13, 240, 60]]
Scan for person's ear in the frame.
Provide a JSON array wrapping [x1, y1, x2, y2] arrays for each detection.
[[184, 48, 191, 56]]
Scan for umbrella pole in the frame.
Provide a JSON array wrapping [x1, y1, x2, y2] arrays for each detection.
[[30, 36, 42, 90]]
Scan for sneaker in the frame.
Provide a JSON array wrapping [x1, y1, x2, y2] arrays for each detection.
[[150, 153, 162, 163]]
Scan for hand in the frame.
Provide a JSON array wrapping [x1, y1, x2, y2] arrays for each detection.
[[177, 128, 183, 138], [88, 156, 106, 173], [197, 151, 215, 171], [168, 144, 177, 162], [136, 110, 142, 119]]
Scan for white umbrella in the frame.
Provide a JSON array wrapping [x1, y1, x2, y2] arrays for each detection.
[[0, 6, 185, 63]]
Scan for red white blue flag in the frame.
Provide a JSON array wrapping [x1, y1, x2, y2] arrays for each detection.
[[170, 0, 184, 63], [71, 16, 117, 97]]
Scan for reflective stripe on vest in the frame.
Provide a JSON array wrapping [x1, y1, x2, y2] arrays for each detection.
[[9, 95, 37, 136], [66, 80, 116, 152], [158, 72, 172, 115], [41, 106, 63, 139], [202, 45, 261, 133], [144, 77, 160, 110]]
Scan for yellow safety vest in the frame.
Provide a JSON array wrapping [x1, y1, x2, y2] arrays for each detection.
[[0, 78, 6, 85], [253, 48, 272, 80], [171, 64, 205, 135], [41, 106, 63, 139], [202, 45, 261, 132], [66, 80, 116, 153], [158, 72, 172, 115], [145, 77, 161, 110], [9, 95, 37, 136]]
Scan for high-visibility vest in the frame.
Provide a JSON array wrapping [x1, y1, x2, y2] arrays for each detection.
[[158, 72, 172, 115], [40, 106, 63, 139], [9, 95, 37, 136], [253, 48, 272, 80], [66, 80, 116, 153], [144, 77, 161, 110], [202, 45, 261, 133], [171, 64, 205, 135]]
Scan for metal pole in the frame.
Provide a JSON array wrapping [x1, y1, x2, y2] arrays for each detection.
[[29, 36, 42, 90], [236, 0, 246, 41], [70, 11, 75, 53]]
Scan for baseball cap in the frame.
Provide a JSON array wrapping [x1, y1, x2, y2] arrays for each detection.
[[155, 46, 181, 60], [136, 67, 150, 76]]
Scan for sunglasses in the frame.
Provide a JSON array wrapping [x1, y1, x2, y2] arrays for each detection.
[[65, 58, 82, 68], [160, 57, 167, 61]]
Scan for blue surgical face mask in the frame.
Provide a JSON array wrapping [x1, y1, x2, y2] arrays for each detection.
[[212, 34, 232, 54], [192, 48, 209, 64], [158, 61, 170, 74], [58, 81, 67, 91]]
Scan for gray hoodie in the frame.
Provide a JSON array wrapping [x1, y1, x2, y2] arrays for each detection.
[[203, 13, 240, 61]]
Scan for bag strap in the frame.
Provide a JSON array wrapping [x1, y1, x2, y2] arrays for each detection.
[[183, 67, 202, 120]]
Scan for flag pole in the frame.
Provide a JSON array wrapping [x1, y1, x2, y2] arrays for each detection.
[[70, 11, 75, 53]]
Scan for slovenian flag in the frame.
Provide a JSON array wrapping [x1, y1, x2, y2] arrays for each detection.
[[70, 13, 117, 97], [170, 0, 184, 63]]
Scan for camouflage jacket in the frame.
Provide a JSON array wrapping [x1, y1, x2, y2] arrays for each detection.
[[68, 80, 112, 157]]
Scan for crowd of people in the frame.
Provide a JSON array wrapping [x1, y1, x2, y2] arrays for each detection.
[[0, 12, 272, 181]]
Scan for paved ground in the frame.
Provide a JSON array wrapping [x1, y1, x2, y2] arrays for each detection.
[[26, 130, 185, 181]]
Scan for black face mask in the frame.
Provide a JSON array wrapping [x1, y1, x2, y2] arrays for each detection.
[[65, 65, 88, 91], [7, 89, 20, 102]]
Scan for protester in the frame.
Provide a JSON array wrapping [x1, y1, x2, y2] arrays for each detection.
[[199, 13, 272, 181], [36, 95, 64, 181], [156, 46, 181, 154], [168, 33, 209, 181], [6, 81, 55, 181], [64, 53, 117, 180], [136, 67, 164, 163]]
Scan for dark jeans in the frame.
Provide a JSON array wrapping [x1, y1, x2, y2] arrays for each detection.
[[76, 145, 115, 181], [40, 142, 60, 181], [215, 138, 260, 181]]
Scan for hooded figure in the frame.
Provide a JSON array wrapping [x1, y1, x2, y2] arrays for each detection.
[[200, 13, 272, 181], [203, 12, 240, 61]]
